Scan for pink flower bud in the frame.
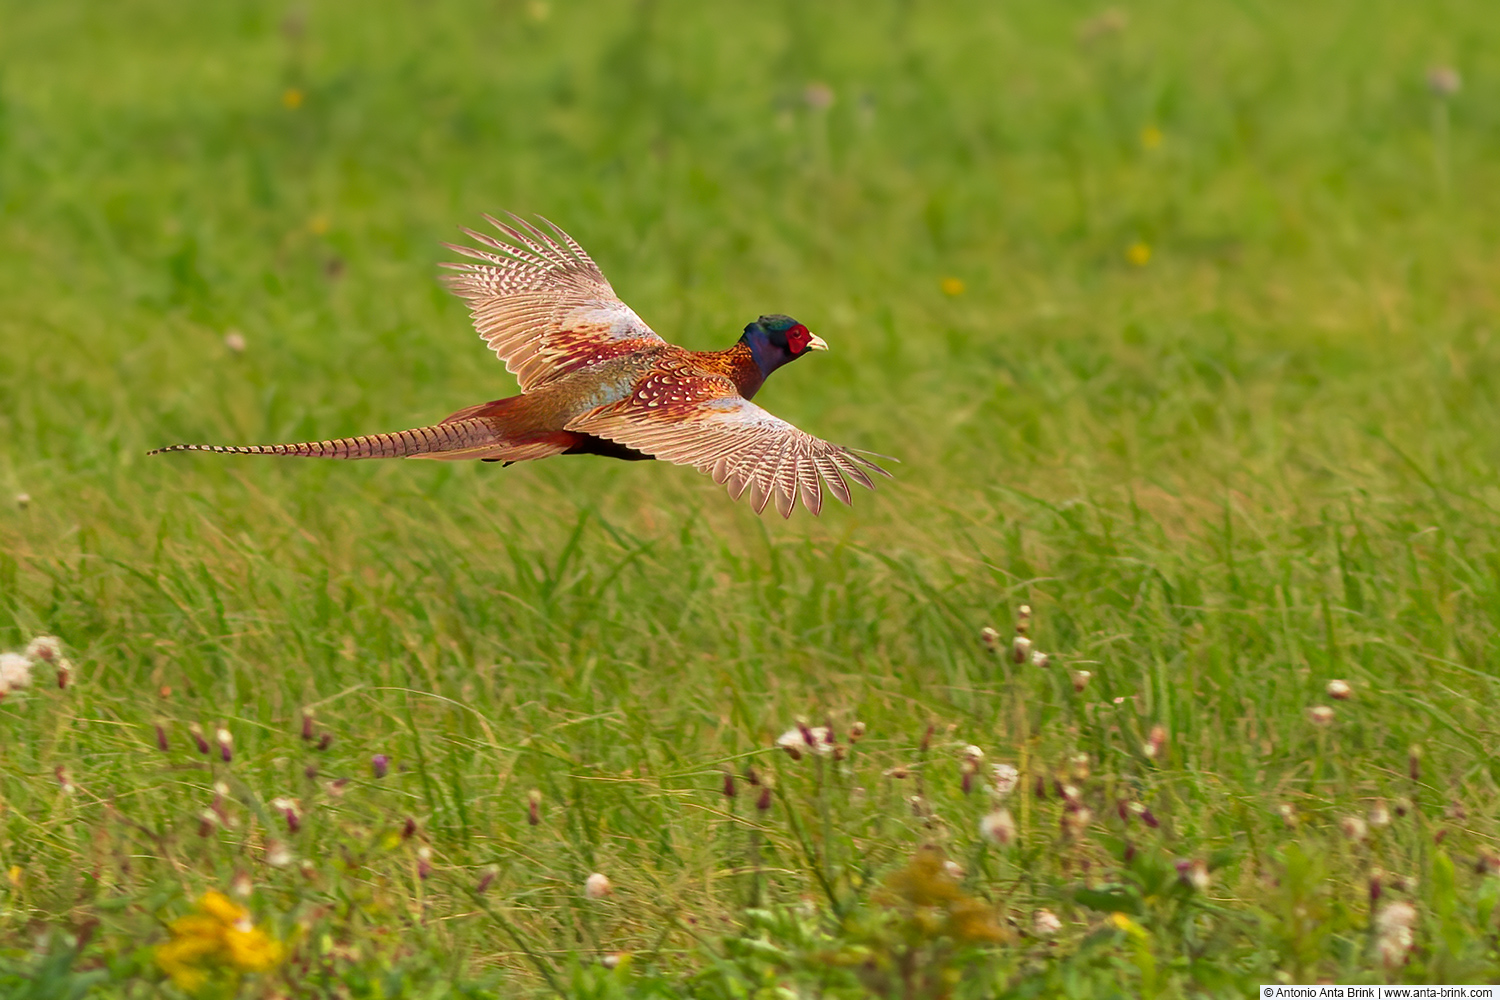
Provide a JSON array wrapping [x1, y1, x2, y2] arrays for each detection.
[[371, 754, 389, 779]]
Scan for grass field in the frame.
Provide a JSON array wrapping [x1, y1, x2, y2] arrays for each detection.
[[3, 0, 1500, 995]]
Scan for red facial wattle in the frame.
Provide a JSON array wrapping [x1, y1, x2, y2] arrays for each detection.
[[787, 324, 812, 354]]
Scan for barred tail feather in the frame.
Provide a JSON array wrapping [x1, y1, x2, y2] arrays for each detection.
[[148, 418, 510, 461]]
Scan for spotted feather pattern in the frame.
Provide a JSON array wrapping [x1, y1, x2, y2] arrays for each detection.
[[566, 366, 890, 517], [441, 215, 666, 391]]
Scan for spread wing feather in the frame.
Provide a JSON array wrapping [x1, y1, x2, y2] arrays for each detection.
[[565, 375, 889, 517], [441, 215, 666, 391]]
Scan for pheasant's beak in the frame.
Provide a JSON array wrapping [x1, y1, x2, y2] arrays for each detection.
[[806, 334, 829, 352]]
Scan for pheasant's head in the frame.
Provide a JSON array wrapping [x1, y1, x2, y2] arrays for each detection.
[[741, 314, 828, 378]]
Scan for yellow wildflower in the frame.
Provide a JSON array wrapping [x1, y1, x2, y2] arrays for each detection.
[[156, 891, 283, 993], [1126, 241, 1151, 267], [1140, 125, 1163, 150], [940, 277, 965, 296], [282, 88, 304, 110]]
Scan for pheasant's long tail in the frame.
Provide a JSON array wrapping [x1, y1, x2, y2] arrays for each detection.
[[148, 416, 560, 462]]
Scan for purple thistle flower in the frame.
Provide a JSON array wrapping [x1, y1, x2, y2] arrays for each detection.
[[372, 754, 390, 779]]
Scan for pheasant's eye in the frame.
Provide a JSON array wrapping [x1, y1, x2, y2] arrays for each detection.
[[786, 324, 811, 354]]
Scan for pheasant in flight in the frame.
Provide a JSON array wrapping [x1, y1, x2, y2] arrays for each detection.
[[151, 215, 890, 516]]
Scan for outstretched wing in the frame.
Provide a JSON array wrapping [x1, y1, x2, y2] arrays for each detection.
[[566, 371, 890, 517], [442, 215, 666, 391]]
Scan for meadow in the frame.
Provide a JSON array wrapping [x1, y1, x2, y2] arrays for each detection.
[[2, 0, 1499, 995]]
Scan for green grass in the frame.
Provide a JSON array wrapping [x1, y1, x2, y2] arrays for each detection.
[[3, 0, 1500, 995]]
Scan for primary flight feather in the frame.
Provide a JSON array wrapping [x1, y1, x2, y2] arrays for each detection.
[[151, 215, 891, 517]]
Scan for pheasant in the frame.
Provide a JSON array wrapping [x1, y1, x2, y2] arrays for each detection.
[[151, 215, 890, 517]]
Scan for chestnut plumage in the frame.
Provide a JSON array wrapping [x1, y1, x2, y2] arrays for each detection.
[[151, 215, 890, 517]]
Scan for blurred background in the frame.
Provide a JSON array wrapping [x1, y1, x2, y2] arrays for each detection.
[[2, 2, 1500, 987]]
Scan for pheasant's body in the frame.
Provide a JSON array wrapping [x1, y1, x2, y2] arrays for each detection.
[[152, 216, 889, 516]]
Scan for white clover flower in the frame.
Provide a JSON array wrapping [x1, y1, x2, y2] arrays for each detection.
[[1033, 908, 1062, 937], [979, 809, 1016, 845], [775, 726, 832, 759], [1375, 901, 1417, 968], [0, 652, 33, 693], [990, 763, 1020, 797]]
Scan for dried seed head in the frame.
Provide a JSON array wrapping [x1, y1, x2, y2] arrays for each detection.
[[1016, 604, 1032, 634], [188, 724, 211, 754], [1060, 783, 1083, 807], [962, 744, 985, 762], [1033, 908, 1062, 937], [215, 727, 233, 762], [943, 860, 965, 880], [55, 765, 74, 794], [886, 765, 910, 780], [198, 809, 219, 837], [979, 809, 1016, 845], [371, 754, 390, 779], [908, 794, 928, 817], [1369, 799, 1391, 828], [231, 871, 253, 898], [54, 658, 71, 689], [990, 763, 1019, 797], [980, 626, 1001, 653], [155, 723, 170, 753], [1340, 815, 1369, 842], [1011, 635, 1033, 664], [477, 867, 498, 894], [316, 732, 332, 751], [721, 771, 736, 800], [920, 723, 935, 752], [1326, 679, 1352, 700], [300, 709, 316, 741], [1139, 806, 1160, 829], [849, 721, 867, 742], [1070, 669, 1092, 693], [1070, 753, 1091, 780], [584, 872, 612, 899], [1277, 802, 1298, 827], [1369, 867, 1384, 904], [14, 493, 30, 510], [1475, 852, 1500, 877], [417, 846, 432, 879], [265, 841, 294, 868], [402, 816, 417, 840], [756, 786, 773, 811], [1143, 724, 1167, 758], [1308, 705, 1335, 727], [304, 763, 317, 781], [1177, 858, 1210, 892], [1427, 66, 1462, 97], [1030, 650, 1052, 669], [1408, 746, 1421, 781], [527, 789, 542, 826], [24, 636, 61, 664], [1393, 796, 1413, 818], [1062, 806, 1094, 839]]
